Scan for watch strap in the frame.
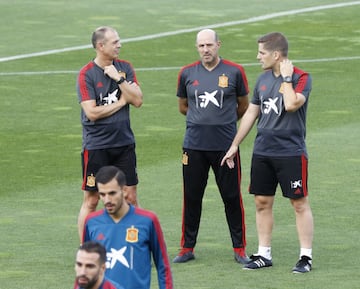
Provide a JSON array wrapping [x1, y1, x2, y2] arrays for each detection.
[[117, 76, 125, 84]]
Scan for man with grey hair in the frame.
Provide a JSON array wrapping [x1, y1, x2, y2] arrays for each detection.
[[76, 26, 143, 242]]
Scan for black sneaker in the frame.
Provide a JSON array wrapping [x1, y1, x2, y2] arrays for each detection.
[[173, 248, 195, 263], [292, 255, 312, 273], [243, 255, 272, 270], [234, 252, 251, 264]]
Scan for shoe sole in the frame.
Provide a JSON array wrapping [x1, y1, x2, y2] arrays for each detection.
[[243, 264, 272, 270], [234, 257, 251, 265], [292, 269, 311, 274], [173, 255, 195, 263]]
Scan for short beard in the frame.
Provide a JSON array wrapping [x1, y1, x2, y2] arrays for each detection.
[[76, 275, 98, 289]]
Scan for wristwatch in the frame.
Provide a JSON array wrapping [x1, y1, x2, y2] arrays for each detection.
[[282, 76, 292, 83], [117, 76, 126, 84]]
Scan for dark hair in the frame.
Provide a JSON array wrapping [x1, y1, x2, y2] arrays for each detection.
[[91, 26, 115, 48], [258, 32, 288, 57], [79, 241, 106, 264], [95, 166, 126, 187]]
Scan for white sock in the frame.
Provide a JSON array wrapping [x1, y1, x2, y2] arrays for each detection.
[[300, 248, 312, 260], [258, 246, 272, 260]]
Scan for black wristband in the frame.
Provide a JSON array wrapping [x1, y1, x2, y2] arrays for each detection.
[[117, 76, 125, 84], [282, 76, 292, 83]]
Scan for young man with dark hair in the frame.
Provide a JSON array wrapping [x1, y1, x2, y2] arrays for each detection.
[[222, 32, 314, 273], [82, 166, 173, 289], [74, 241, 124, 289]]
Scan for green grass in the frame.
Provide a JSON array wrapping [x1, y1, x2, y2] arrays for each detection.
[[1, 1, 360, 288]]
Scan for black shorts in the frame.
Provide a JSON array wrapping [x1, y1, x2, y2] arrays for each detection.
[[81, 144, 138, 191], [249, 154, 308, 199]]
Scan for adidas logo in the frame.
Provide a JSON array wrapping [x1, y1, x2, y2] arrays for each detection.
[[96, 233, 105, 240]]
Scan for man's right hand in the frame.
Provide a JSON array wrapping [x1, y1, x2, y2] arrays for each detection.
[[221, 145, 238, 168]]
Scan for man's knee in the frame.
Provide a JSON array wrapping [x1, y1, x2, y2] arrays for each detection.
[[291, 197, 311, 214], [255, 195, 274, 212], [124, 186, 138, 206], [82, 191, 100, 211]]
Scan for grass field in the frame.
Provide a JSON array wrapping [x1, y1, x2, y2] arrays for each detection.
[[1, 1, 360, 288]]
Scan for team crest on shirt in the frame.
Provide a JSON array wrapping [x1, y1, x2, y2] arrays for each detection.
[[279, 83, 285, 94], [118, 71, 127, 79], [86, 174, 96, 187], [218, 74, 228, 88], [126, 226, 139, 243]]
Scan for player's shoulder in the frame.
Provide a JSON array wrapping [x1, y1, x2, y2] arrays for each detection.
[[220, 59, 246, 72], [102, 277, 125, 289], [180, 60, 201, 72], [258, 69, 273, 79], [79, 61, 96, 74], [133, 207, 159, 222], [85, 209, 106, 222], [294, 66, 311, 78], [114, 58, 133, 68], [221, 58, 243, 68]]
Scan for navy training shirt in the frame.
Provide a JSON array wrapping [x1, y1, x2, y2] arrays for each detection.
[[251, 67, 312, 157], [177, 59, 249, 151]]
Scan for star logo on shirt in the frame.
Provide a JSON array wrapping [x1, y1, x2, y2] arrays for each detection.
[[106, 247, 130, 269], [198, 90, 219, 108], [263, 97, 279, 114], [103, 89, 119, 105]]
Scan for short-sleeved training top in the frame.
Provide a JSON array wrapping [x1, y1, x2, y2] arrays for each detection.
[[177, 59, 249, 151], [251, 67, 312, 157], [77, 59, 138, 150], [83, 206, 173, 289]]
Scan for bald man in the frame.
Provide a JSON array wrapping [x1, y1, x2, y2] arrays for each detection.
[[173, 29, 250, 264]]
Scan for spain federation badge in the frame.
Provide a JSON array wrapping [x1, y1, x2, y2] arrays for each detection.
[[279, 83, 285, 94], [86, 174, 96, 187], [126, 226, 139, 243], [118, 71, 127, 79], [218, 74, 228, 88], [182, 152, 188, 165]]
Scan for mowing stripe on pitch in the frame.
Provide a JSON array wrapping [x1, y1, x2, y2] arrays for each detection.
[[0, 1, 359, 63], [0, 56, 360, 76]]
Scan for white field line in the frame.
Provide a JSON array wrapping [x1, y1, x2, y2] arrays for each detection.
[[0, 1, 359, 63], [0, 56, 359, 76]]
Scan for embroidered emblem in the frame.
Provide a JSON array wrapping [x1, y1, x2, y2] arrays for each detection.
[[279, 83, 284, 94], [126, 226, 139, 243], [182, 152, 188, 165], [218, 74, 228, 88], [86, 174, 96, 187], [118, 71, 127, 79]]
